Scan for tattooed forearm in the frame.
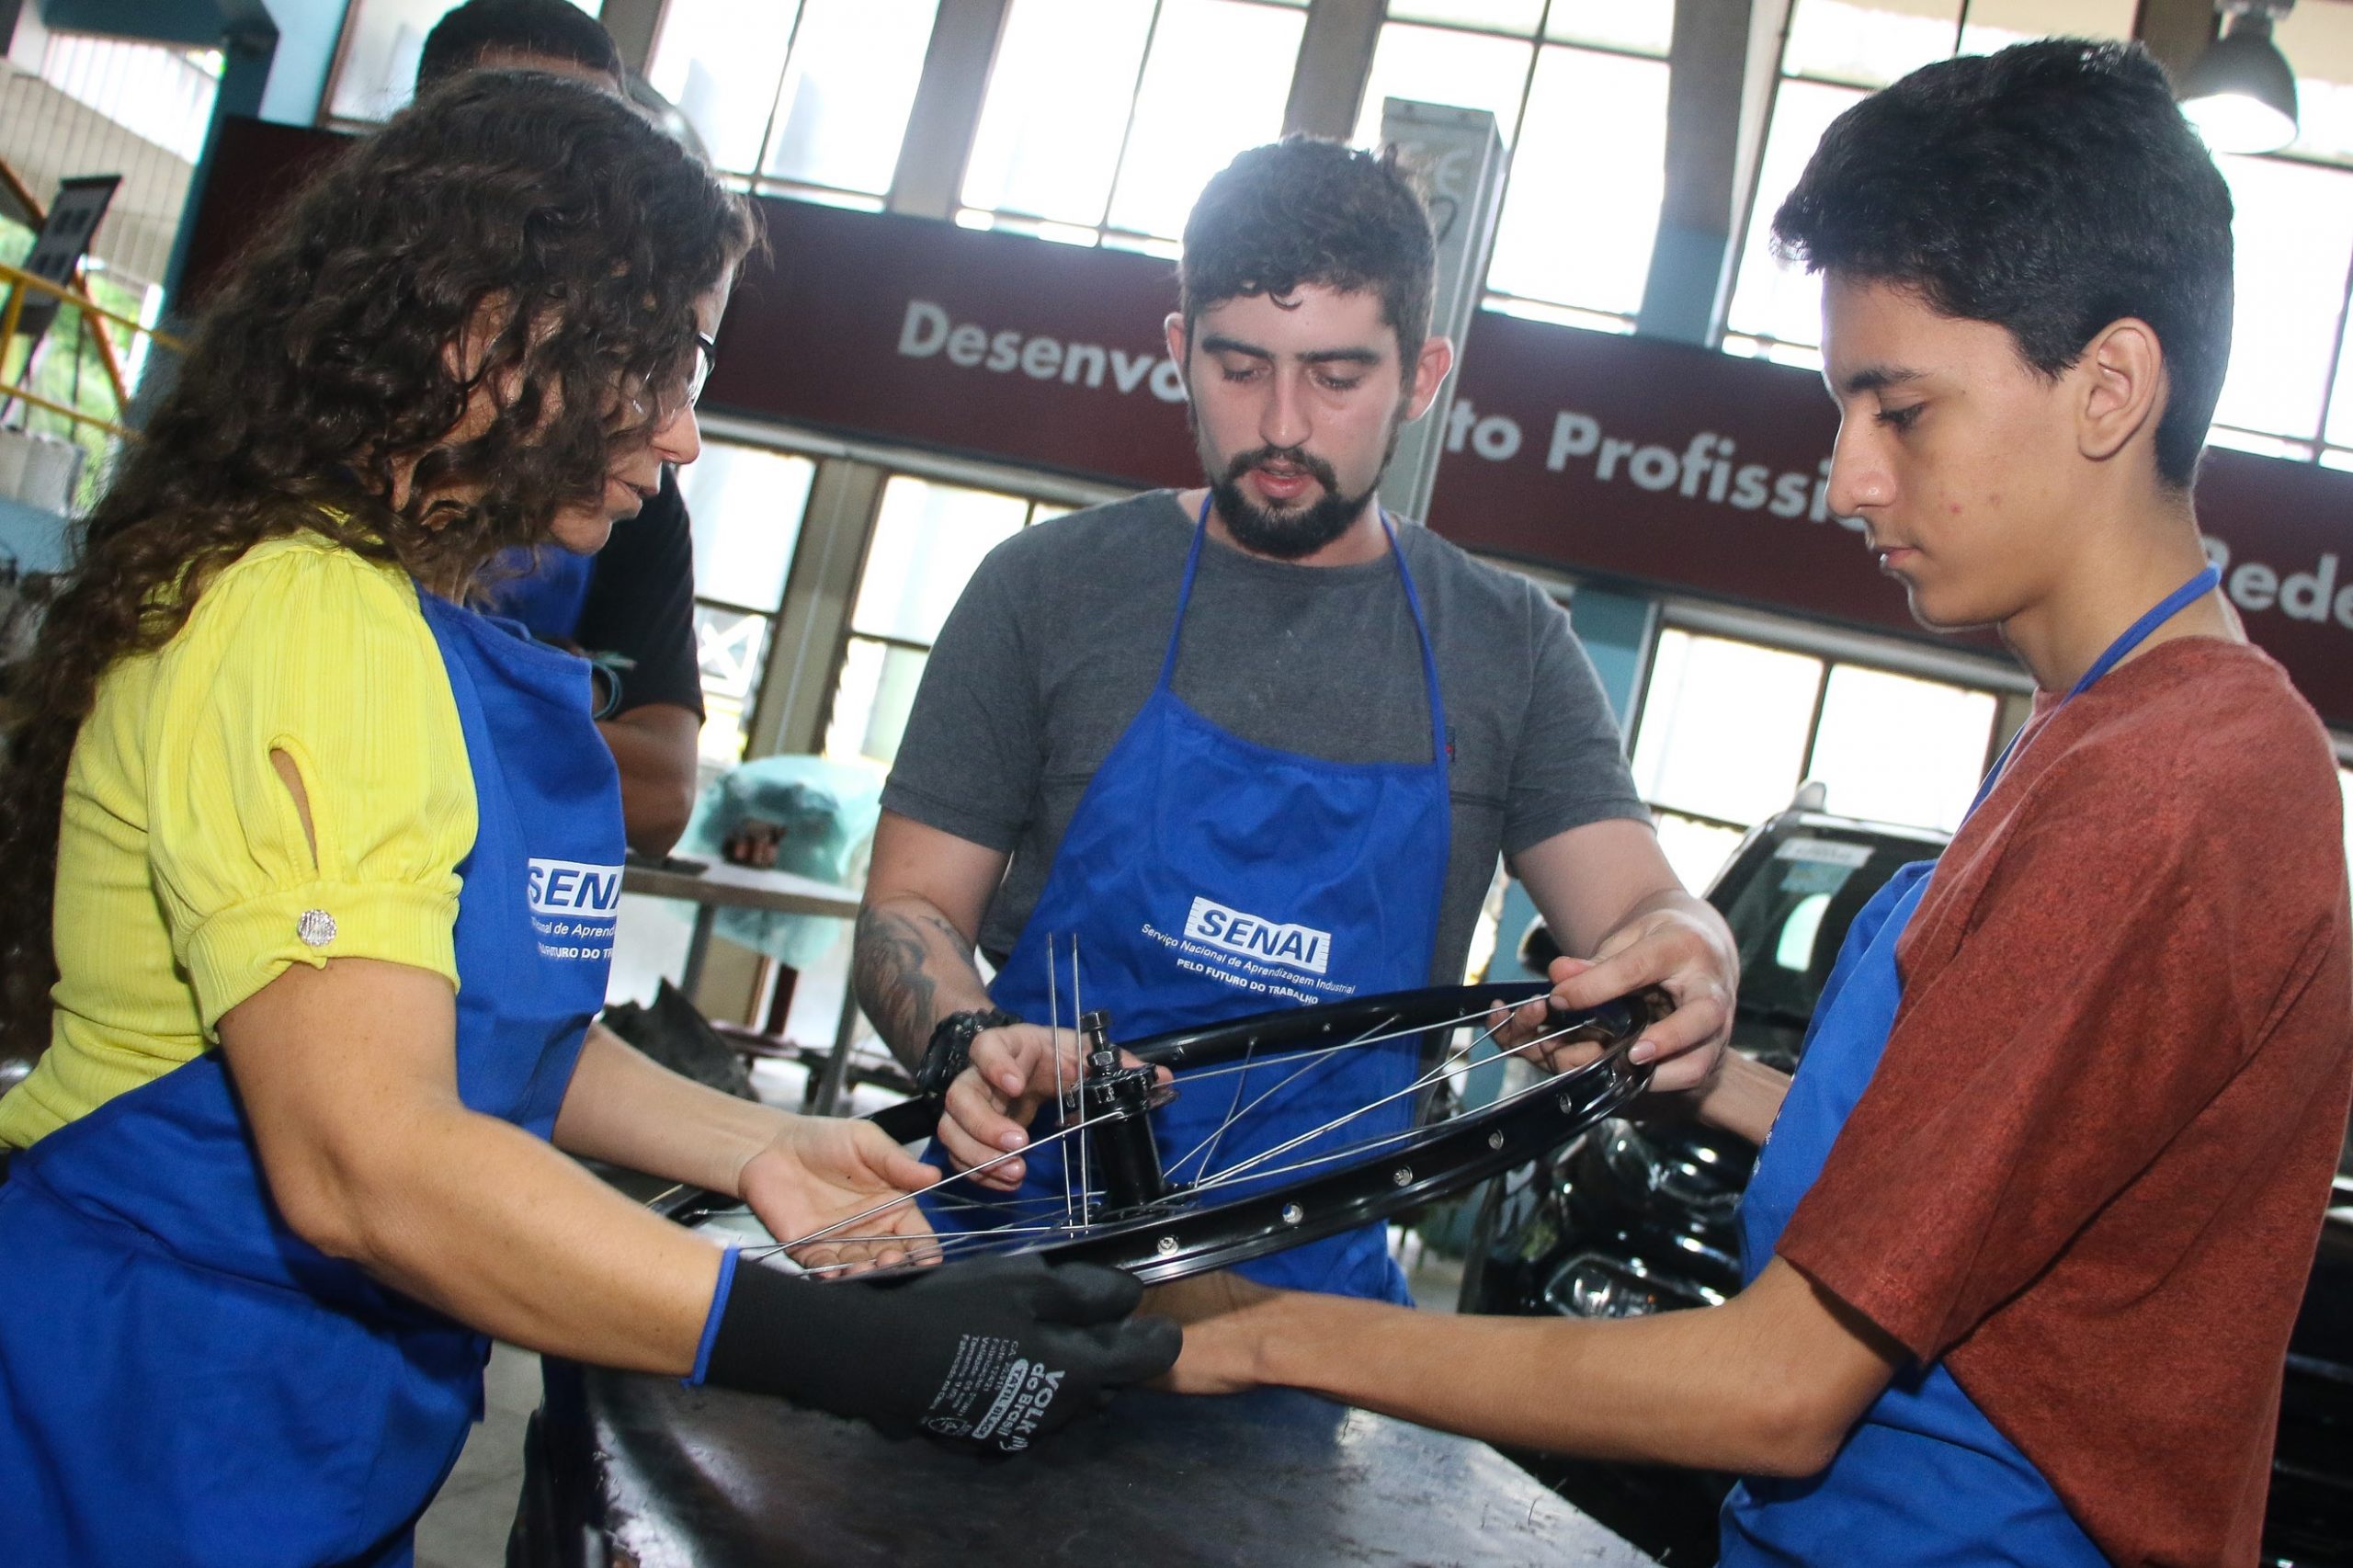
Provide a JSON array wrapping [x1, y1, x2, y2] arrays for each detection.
[[853, 903, 988, 1069]]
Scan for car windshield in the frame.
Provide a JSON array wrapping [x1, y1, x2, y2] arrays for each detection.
[[1715, 827, 1938, 1028]]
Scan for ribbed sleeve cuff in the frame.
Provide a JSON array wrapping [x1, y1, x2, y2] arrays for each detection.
[[188, 878, 461, 1033]]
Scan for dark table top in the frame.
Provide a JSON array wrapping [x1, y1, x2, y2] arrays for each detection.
[[563, 1367, 1657, 1567]]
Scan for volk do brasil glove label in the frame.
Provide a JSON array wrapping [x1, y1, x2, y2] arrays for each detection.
[[920, 1332, 1067, 1450]]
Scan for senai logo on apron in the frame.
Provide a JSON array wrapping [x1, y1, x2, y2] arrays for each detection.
[[1183, 895, 1333, 975], [526, 858, 622, 963], [526, 858, 623, 916]]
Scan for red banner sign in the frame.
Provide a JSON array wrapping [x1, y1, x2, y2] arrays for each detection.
[[706, 200, 1198, 489], [182, 118, 2353, 730], [1427, 312, 2353, 729]]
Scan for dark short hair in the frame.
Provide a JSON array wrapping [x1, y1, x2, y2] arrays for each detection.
[[417, 0, 622, 89], [1179, 136, 1438, 363], [1770, 39, 2234, 490]]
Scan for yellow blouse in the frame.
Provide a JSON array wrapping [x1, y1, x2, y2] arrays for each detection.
[[1, 532, 477, 1149]]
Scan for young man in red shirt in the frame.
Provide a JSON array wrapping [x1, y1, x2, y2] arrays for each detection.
[[1163, 40, 2353, 1565]]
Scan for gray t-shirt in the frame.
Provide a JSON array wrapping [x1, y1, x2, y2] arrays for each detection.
[[881, 490, 1646, 984]]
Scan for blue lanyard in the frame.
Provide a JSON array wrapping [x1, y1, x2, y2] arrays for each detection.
[[1967, 563, 2222, 815]]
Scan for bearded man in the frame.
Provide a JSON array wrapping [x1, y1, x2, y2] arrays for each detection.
[[854, 137, 1736, 1301]]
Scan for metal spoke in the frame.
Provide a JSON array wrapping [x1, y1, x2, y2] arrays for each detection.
[[920, 1191, 1093, 1215], [754, 1222, 1075, 1256], [1174, 1036, 1261, 1186], [1171, 1059, 1591, 1194], [1164, 1012, 1402, 1182], [1188, 1014, 1608, 1197], [1073, 933, 1089, 1217], [1188, 1007, 1505, 1188], [773, 1096, 1109, 1252], [1161, 1003, 1504, 1084], [1049, 932, 1071, 1226]]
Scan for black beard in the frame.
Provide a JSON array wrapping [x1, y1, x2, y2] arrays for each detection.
[[1209, 452, 1367, 561], [1193, 396, 1411, 561]]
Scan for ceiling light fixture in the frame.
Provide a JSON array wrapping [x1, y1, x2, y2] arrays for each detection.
[[2180, 1, 2301, 155]]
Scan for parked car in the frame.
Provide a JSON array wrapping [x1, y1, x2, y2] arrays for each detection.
[[1469, 807, 2353, 1568]]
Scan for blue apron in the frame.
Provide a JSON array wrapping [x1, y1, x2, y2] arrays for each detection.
[[1719, 565, 2221, 1566], [0, 585, 623, 1567], [926, 497, 1452, 1301], [482, 545, 597, 645]]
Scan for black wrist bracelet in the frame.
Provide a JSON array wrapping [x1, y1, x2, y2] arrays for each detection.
[[915, 1008, 1022, 1099]]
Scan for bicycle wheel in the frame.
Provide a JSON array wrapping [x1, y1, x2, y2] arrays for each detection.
[[669, 981, 1661, 1288]]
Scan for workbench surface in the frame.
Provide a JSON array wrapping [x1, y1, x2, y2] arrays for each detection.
[[532, 1362, 1657, 1567]]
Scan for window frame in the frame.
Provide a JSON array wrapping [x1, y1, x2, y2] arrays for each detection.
[[1360, 1, 1675, 328], [953, 0, 1313, 252], [1719, 0, 2353, 472], [1623, 606, 2018, 863], [639, 0, 941, 212], [819, 475, 1071, 771]]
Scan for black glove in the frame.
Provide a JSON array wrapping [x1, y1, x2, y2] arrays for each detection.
[[702, 1252, 1180, 1454]]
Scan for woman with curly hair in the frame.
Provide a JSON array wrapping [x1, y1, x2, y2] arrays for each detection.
[[0, 72, 1173, 1566]]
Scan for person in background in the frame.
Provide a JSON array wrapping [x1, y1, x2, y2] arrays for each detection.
[[854, 137, 1738, 1303], [0, 74, 1173, 1567], [419, 0, 709, 859], [1160, 40, 2352, 1567]]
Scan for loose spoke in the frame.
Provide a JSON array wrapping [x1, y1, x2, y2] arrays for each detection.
[[1189, 1007, 1506, 1187], [774, 1100, 1107, 1252], [1175, 1056, 1616, 1195], [1049, 932, 1072, 1227], [1165, 1012, 1402, 1182], [1189, 1014, 1615, 1196], [1161, 1004, 1501, 1084], [751, 1222, 1074, 1257], [1074, 933, 1089, 1217]]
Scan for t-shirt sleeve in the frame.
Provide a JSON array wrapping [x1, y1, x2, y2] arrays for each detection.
[[144, 544, 477, 1033], [1772, 734, 2337, 1363], [1501, 587, 1649, 857], [879, 540, 1043, 853], [574, 467, 705, 720]]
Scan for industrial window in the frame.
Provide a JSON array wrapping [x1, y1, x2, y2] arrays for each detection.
[[957, 0, 1309, 252], [1627, 626, 2002, 892], [1727, 4, 2353, 472], [3, 32, 219, 495], [1722, 0, 2136, 367], [675, 441, 818, 765], [324, 0, 603, 125], [823, 477, 1071, 769], [2208, 4, 2353, 466], [1358, 1, 1674, 330], [645, 0, 939, 208]]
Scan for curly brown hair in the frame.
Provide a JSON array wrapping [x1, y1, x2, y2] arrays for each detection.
[[0, 70, 754, 1058], [1178, 137, 1436, 363]]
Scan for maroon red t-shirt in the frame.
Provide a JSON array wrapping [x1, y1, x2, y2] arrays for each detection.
[[1777, 639, 2353, 1567]]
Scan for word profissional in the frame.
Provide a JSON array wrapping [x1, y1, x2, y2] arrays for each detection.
[[1443, 398, 1844, 527], [897, 300, 1185, 403]]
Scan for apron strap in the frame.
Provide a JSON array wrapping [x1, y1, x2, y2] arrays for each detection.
[[1377, 506, 1450, 775], [1162, 494, 1451, 775], [1153, 495, 1219, 692], [1966, 562, 2220, 818]]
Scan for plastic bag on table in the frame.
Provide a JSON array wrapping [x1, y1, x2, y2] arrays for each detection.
[[667, 755, 885, 971]]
